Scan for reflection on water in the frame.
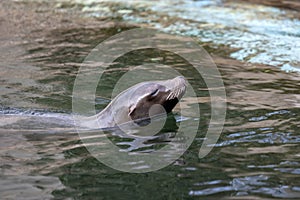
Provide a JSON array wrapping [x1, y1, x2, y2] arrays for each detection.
[[0, 0, 300, 199], [63, 0, 300, 72]]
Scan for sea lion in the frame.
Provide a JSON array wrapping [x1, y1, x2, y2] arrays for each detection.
[[1, 76, 187, 132], [79, 76, 187, 129]]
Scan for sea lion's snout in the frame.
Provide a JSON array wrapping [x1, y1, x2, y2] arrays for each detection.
[[165, 76, 187, 101], [128, 76, 187, 125]]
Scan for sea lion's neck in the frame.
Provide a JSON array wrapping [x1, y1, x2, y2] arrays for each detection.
[[77, 105, 116, 129], [95, 105, 115, 128]]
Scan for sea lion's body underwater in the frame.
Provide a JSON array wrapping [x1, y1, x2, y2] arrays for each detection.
[[79, 76, 187, 129]]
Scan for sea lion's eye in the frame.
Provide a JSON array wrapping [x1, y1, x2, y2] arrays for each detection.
[[150, 89, 159, 96]]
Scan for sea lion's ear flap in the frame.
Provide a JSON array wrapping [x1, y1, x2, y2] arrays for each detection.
[[128, 104, 136, 117]]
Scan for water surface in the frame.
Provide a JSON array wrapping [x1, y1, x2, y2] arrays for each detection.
[[1, 0, 300, 199], [66, 0, 300, 72]]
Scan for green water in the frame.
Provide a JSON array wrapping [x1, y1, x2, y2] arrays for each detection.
[[1, 0, 300, 199]]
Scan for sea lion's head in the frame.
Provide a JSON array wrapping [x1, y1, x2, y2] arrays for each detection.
[[96, 76, 187, 128], [127, 76, 187, 125]]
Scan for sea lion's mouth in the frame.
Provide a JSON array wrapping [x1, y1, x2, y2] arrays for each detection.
[[162, 98, 179, 113], [162, 77, 186, 115]]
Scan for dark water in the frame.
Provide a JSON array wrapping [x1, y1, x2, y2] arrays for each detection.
[[1, 0, 300, 199]]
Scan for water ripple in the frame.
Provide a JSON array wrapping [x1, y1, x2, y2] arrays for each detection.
[[65, 0, 300, 72]]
